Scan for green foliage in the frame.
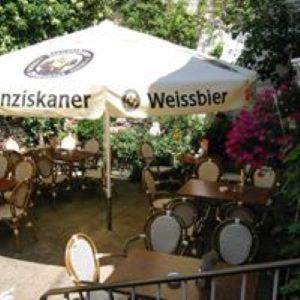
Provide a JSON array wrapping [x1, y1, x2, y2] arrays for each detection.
[[209, 43, 224, 58], [277, 143, 300, 295], [227, 0, 299, 82], [22, 117, 63, 144], [116, 0, 198, 48], [111, 128, 141, 162], [0, 0, 113, 55], [76, 118, 104, 142]]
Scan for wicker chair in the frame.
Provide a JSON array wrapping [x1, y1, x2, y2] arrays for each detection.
[[197, 157, 222, 182], [252, 166, 278, 189], [65, 233, 125, 299], [13, 159, 36, 182], [3, 150, 23, 173], [0, 154, 9, 179], [140, 143, 173, 176], [0, 180, 36, 250], [124, 210, 188, 255], [84, 138, 100, 154], [36, 156, 67, 204], [142, 168, 176, 211], [218, 202, 255, 225], [4, 159, 36, 201], [212, 218, 258, 265], [167, 198, 199, 237]]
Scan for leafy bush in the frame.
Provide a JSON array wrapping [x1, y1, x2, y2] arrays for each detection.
[[276, 144, 300, 295], [76, 118, 104, 143], [0, 0, 113, 55], [116, 0, 198, 48], [228, 0, 300, 82]]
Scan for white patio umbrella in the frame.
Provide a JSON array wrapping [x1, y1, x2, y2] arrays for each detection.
[[0, 20, 256, 229]]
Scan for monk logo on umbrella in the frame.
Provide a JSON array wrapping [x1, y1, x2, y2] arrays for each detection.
[[122, 89, 141, 111], [24, 49, 93, 78]]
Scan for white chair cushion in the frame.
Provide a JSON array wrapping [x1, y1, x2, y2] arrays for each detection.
[[150, 215, 181, 253], [219, 222, 253, 265], [153, 198, 171, 209], [69, 238, 97, 282], [89, 290, 127, 300], [0, 204, 22, 219]]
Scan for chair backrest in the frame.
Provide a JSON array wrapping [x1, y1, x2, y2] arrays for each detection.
[[61, 134, 77, 150], [143, 169, 156, 193], [224, 204, 255, 224], [84, 139, 100, 154], [213, 219, 254, 265], [36, 156, 54, 178], [197, 157, 221, 182], [14, 160, 36, 182], [168, 199, 198, 229], [3, 138, 20, 152], [0, 154, 9, 179], [10, 181, 32, 216], [145, 211, 184, 254], [4, 150, 23, 170], [141, 143, 154, 165], [65, 233, 99, 285], [253, 166, 277, 189]]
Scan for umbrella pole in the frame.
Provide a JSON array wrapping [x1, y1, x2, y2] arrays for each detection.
[[104, 109, 112, 231]]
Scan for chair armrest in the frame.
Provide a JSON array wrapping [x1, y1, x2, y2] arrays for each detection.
[[179, 239, 190, 255], [78, 280, 96, 286], [147, 190, 170, 196], [200, 250, 219, 272], [123, 234, 146, 253]]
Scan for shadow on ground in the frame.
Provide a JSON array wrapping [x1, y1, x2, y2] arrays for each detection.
[[0, 179, 148, 266]]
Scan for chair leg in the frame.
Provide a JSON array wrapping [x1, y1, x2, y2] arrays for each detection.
[[13, 227, 21, 252], [26, 221, 38, 242]]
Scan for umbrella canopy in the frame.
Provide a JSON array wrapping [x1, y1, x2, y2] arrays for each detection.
[[0, 20, 256, 120]]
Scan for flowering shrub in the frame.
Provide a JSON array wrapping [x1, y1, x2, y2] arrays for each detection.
[[225, 86, 295, 168]]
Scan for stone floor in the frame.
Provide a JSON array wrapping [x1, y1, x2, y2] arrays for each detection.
[[0, 178, 148, 299]]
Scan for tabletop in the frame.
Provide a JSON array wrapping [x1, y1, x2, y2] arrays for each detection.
[[0, 178, 17, 192], [177, 179, 270, 206], [106, 249, 203, 300]]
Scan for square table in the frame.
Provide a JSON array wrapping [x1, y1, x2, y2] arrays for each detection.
[[177, 179, 270, 206], [106, 249, 203, 299], [105, 249, 258, 300]]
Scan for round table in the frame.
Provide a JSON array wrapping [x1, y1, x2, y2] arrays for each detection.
[[50, 149, 96, 186], [51, 149, 95, 164]]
